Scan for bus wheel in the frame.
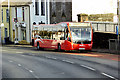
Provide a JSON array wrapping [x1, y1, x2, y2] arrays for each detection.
[[58, 44, 61, 51], [37, 42, 40, 50]]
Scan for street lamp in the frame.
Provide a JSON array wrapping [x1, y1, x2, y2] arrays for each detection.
[[117, 0, 119, 41], [8, 0, 10, 41], [117, 0, 120, 51], [0, 23, 4, 27]]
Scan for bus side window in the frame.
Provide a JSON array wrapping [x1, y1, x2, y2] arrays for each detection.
[[67, 37, 71, 42], [66, 28, 68, 38]]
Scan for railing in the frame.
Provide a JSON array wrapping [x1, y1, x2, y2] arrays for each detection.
[[90, 22, 120, 34]]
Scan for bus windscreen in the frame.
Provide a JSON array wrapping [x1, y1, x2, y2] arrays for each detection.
[[70, 27, 91, 44]]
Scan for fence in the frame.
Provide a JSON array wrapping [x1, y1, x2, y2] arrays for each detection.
[[91, 22, 120, 34]]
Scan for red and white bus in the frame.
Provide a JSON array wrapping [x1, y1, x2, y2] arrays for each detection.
[[32, 22, 93, 51]]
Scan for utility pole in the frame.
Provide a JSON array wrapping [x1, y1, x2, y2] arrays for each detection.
[[117, 0, 120, 41], [8, 0, 11, 41], [117, 0, 120, 50]]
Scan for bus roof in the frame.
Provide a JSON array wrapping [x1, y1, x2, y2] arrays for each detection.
[[32, 22, 91, 31]]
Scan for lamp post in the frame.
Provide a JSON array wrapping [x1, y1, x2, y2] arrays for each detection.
[[0, 23, 4, 27], [117, 0, 119, 41], [8, 0, 11, 41], [117, 0, 120, 51]]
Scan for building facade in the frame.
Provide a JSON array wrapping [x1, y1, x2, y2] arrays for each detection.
[[50, 0, 72, 24], [77, 13, 115, 22], [11, 6, 30, 43], [1, 0, 32, 44], [0, 7, 11, 44], [30, 0, 72, 25], [0, 0, 72, 44]]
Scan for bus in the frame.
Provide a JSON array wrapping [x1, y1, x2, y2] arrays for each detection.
[[32, 22, 93, 51]]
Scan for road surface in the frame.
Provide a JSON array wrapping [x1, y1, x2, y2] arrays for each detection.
[[1, 46, 119, 79]]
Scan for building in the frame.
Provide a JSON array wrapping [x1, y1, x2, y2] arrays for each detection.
[[1, 0, 32, 44], [77, 13, 115, 22], [0, 0, 72, 44], [0, 6, 11, 44], [30, 0, 72, 25], [27, 0, 72, 42], [49, 0, 72, 24], [77, 14, 88, 22]]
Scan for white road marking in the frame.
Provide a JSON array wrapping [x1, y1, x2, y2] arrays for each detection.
[[52, 58, 57, 60], [101, 73, 117, 80], [62, 60, 74, 64], [29, 70, 33, 73], [24, 68, 38, 78], [18, 64, 22, 67], [60, 72, 65, 74], [34, 76, 39, 78], [9, 60, 13, 63], [45, 56, 57, 60], [16, 52, 23, 53], [81, 65, 96, 71]]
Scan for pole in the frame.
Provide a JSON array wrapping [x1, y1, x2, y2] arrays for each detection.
[[117, 0, 119, 51], [117, 0, 119, 41], [8, 0, 11, 41]]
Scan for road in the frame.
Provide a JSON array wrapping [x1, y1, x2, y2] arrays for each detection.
[[1, 46, 119, 79]]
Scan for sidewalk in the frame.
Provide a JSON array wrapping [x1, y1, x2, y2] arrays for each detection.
[[2, 44, 120, 54], [92, 49, 120, 54], [2, 44, 120, 61], [2, 44, 32, 48]]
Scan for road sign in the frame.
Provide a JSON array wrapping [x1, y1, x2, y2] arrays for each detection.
[[116, 26, 119, 35]]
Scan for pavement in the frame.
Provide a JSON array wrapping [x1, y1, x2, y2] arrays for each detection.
[[92, 49, 120, 54], [1, 44, 120, 61]]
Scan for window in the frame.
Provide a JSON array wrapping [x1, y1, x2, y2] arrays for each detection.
[[61, 0, 66, 17], [6, 9, 9, 22], [33, 22, 36, 25], [38, 26, 65, 40], [2, 9, 3, 23], [35, 0, 39, 15], [5, 28, 7, 38], [22, 7, 24, 21], [51, 1, 56, 17], [41, 0, 45, 16]]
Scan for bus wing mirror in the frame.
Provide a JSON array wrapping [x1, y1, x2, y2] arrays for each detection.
[[92, 28, 95, 33], [66, 28, 68, 33]]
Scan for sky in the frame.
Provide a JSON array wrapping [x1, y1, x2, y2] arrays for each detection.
[[72, 0, 119, 21]]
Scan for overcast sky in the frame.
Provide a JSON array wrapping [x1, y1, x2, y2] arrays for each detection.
[[72, 0, 119, 21]]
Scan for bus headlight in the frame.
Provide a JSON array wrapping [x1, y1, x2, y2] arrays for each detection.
[[88, 44, 91, 46], [72, 43, 73, 49]]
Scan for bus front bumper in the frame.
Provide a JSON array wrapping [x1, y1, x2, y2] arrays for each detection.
[[73, 44, 92, 51]]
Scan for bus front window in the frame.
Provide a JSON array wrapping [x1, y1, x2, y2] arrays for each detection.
[[71, 27, 91, 44]]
